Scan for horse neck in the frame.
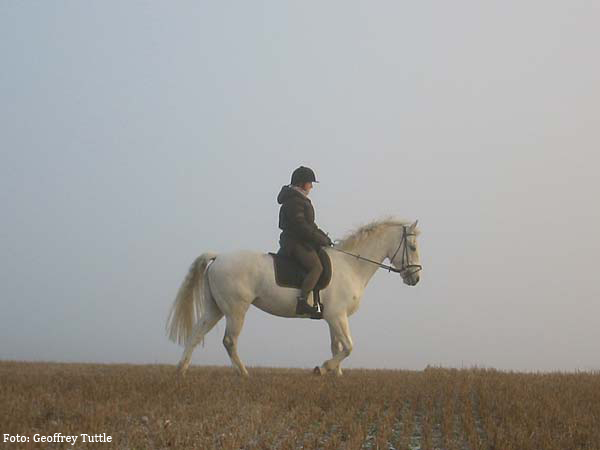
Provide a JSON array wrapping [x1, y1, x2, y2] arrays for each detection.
[[344, 225, 397, 287]]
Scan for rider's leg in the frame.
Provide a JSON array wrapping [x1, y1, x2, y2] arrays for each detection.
[[297, 246, 323, 297], [291, 244, 323, 313]]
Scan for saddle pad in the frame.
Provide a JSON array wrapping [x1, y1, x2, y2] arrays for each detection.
[[268, 248, 332, 290]]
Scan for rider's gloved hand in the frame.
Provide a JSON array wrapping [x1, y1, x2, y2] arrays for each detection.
[[316, 230, 333, 247]]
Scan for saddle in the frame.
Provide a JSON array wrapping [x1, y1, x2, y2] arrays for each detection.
[[268, 248, 332, 314]]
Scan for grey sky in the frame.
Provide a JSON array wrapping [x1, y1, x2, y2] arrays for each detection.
[[1, 1, 598, 371]]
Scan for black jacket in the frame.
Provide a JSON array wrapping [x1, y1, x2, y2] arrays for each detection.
[[277, 185, 331, 249]]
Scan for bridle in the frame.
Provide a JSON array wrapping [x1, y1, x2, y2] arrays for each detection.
[[331, 225, 422, 277]]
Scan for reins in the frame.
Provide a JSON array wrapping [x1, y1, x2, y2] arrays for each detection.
[[330, 225, 422, 276]]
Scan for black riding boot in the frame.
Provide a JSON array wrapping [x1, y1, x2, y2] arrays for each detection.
[[296, 294, 322, 319], [296, 294, 317, 314]]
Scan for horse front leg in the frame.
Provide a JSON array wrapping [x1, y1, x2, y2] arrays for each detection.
[[315, 315, 353, 376], [329, 328, 344, 376]]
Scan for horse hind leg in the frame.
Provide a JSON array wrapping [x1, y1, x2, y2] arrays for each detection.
[[223, 310, 250, 377], [177, 302, 223, 376]]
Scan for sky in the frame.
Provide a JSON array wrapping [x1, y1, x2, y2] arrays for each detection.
[[1, 1, 598, 372]]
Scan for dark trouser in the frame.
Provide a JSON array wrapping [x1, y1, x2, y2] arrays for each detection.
[[289, 243, 323, 297]]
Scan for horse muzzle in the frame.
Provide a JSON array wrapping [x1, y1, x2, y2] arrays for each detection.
[[404, 275, 420, 286], [402, 266, 421, 286]]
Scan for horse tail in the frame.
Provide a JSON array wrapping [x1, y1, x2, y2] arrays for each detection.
[[166, 252, 218, 346]]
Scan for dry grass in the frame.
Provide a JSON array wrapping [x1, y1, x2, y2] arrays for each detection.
[[1, 361, 599, 449]]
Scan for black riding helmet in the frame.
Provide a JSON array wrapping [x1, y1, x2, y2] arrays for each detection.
[[291, 166, 318, 186]]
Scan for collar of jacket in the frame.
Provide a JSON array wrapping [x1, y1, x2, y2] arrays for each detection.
[[289, 184, 310, 198]]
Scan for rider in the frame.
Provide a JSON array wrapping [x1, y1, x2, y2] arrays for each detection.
[[277, 166, 333, 315]]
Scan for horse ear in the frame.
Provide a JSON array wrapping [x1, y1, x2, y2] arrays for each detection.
[[409, 220, 418, 232]]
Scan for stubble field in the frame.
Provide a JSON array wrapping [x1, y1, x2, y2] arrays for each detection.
[[0, 361, 598, 449]]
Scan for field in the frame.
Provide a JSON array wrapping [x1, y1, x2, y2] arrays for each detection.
[[1, 361, 598, 450]]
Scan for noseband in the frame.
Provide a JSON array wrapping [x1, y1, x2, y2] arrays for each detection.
[[332, 225, 422, 276]]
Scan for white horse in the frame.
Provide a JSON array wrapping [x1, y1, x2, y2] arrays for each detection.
[[166, 218, 421, 377]]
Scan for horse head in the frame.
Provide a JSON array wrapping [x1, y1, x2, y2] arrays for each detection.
[[389, 220, 421, 286]]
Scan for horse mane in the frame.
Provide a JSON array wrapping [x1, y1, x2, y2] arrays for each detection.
[[336, 217, 419, 251]]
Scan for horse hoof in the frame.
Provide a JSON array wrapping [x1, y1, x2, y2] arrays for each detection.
[[313, 366, 324, 376], [176, 363, 187, 378]]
